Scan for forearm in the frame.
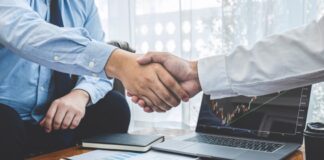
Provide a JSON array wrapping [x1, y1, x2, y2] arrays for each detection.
[[199, 15, 324, 99]]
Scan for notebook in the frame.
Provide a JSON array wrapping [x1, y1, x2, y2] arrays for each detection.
[[81, 133, 164, 152]]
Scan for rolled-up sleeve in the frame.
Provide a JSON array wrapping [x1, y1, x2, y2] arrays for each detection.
[[0, 0, 116, 79]]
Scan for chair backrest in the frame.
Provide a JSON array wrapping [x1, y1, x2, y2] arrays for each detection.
[[112, 79, 125, 96]]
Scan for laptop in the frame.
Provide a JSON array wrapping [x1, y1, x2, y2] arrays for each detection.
[[153, 86, 311, 160]]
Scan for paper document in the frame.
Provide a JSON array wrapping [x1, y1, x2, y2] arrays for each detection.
[[68, 150, 198, 160]]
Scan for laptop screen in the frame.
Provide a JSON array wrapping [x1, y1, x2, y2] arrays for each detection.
[[196, 86, 311, 143]]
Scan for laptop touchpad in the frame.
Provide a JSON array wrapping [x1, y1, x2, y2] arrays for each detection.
[[184, 143, 243, 159]]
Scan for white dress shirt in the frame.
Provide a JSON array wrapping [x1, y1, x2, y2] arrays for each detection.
[[198, 15, 324, 99]]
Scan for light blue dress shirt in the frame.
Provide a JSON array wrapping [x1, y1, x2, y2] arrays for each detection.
[[0, 0, 116, 121]]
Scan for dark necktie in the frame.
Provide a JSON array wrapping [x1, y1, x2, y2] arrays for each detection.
[[50, 0, 77, 98]]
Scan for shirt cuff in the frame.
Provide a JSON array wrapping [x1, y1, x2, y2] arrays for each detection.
[[76, 40, 117, 79], [73, 79, 112, 105], [197, 55, 237, 99]]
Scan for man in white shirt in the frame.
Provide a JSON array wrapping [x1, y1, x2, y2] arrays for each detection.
[[130, 15, 324, 112]]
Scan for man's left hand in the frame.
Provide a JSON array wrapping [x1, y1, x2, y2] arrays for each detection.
[[40, 89, 90, 133]]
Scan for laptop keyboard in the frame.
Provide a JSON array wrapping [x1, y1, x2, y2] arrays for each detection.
[[185, 134, 283, 152]]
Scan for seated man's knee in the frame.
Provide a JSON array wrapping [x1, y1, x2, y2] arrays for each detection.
[[107, 91, 130, 111], [102, 91, 131, 131]]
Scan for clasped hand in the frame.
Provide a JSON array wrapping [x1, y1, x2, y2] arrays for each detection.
[[131, 52, 202, 112], [105, 49, 192, 112], [106, 50, 202, 113]]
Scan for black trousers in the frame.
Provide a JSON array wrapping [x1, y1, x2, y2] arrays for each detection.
[[0, 91, 130, 160]]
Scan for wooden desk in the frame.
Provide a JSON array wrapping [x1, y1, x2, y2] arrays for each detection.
[[28, 128, 305, 160], [28, 146, 304, 160]]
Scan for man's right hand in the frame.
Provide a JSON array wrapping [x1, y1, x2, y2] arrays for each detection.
[[129, 52, 202, 112], [104, 49, 189, 112]]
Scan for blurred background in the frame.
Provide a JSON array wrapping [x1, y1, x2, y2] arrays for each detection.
[[93, 0, 324, 132]]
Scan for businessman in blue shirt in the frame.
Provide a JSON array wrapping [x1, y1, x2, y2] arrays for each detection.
[[0, 1, 133, 159], [0, 0, 189, 159]]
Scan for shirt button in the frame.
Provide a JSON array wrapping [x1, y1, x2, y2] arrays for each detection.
[[40, 86, 45, 91], [89, 61, 95, 68], [54, 55, 60, 61]]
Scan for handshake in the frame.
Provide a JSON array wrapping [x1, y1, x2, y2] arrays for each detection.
[[105, 41, 202, 113]]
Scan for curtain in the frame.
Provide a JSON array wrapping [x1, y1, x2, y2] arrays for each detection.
[[95, 0, 324, 131]]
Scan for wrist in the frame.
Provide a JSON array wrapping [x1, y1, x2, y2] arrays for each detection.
[[105, 49, 133, 79], [71, 89, 90, 104], [189, 61, 198, 79], [189, 61, 202, 91], [105, 49, 141, 82]]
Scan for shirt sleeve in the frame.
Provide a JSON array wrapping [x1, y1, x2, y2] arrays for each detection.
[[73, 0, 113, 104], [73, 76, 114, 105], [198, 15, 324, 99], [0, 0, 116, 79]]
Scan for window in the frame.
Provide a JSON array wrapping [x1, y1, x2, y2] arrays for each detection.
[[96, 0, 324, 131]]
